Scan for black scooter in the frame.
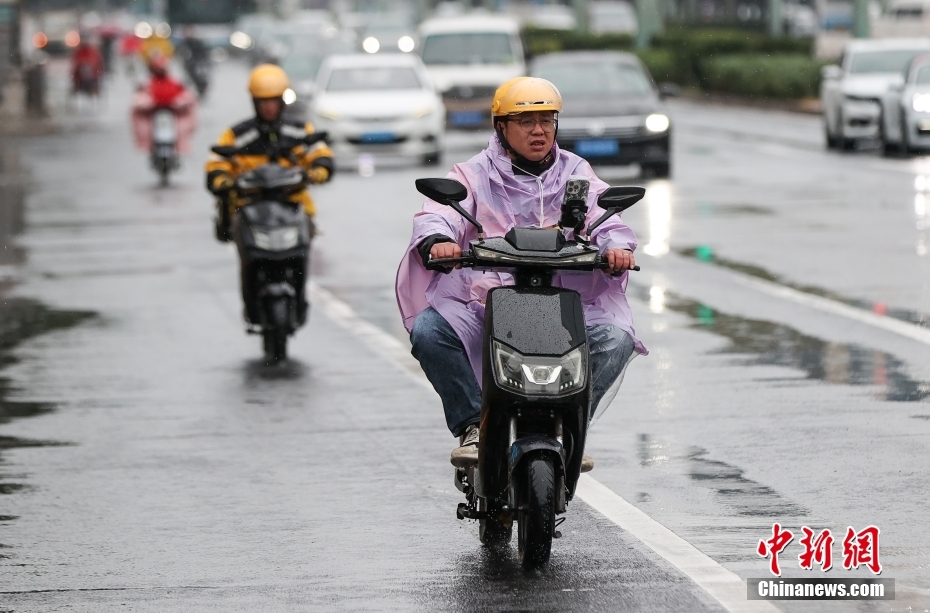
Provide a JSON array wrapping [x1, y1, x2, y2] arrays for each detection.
[[211, 134, 325, 362], [414, 176, 643, 569]]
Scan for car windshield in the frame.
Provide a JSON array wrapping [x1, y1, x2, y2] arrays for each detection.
[[420, 33, 514, 65], [533, 61, 653, 96], [280, 56, 324, 82], [849, 49, 926, 74], [326, 66, 421, 91]]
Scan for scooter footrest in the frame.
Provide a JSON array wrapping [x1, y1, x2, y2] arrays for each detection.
[[456, 503, 491, 520]]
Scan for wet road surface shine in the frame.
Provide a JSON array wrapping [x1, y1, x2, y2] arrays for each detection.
[[1, 61, 929, 610]]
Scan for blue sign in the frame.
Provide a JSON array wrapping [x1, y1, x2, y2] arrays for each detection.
[[450, 111, 485, 126]]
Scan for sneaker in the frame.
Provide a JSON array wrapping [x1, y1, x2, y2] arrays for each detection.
[[580, 454, 594, 473], [450, 424, 479, 467]]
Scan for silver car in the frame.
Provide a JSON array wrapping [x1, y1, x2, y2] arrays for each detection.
[[821, 38, 930, 150], [880, 53, 930, 154]]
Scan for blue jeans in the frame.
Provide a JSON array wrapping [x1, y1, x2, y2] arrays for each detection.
[[410, 307, 635, 437]]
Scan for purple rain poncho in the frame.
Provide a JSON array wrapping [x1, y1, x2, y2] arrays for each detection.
[[395, 136, 647, 384]]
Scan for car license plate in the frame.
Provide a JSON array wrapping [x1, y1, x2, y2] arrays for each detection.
[[450, 111, 485, 126], [360, 132, 397, 144], [575, 139, 619, 157]]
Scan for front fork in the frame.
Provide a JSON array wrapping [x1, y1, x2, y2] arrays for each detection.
[[455, 415, 567, 521]]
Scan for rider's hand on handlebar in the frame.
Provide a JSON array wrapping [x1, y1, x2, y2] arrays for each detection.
[[212, 173, 235, 193], [604, 248, 636, 273], [430, 242, 462, 269], [305, 166, 330, 184]]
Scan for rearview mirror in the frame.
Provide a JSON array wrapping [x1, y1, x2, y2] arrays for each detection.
[[211, 145, 238, 157], [304, 131, 329, 145], [597, 186, 646, 211], [658, 82, 680, 99], [588, 186, 646, 235], [415, 178, 468, 203], [414, 178, 483, 237]]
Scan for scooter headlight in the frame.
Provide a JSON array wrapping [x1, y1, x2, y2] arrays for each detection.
[[492, 341, 587, 396], [252, 227, 299, 251]]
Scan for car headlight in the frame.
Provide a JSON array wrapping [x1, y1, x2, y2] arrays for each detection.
[[914, 93, 930, 113], [472, 245, 598, 266], [315, 107, 341, 120], [412, 105, 433, 118], [283, 88, 297, 105], [252, 227, 299, 251], [492, 341, 587, 396], [645, 113, 670, 133]]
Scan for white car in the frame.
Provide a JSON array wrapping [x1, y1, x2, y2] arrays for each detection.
[[880, 52, 930, 153], [418, 15, 525, 129], [821, 38, 930, 150], [310, 53, 445, 166]]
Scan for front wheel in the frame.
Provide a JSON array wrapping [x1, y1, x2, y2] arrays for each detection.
[[263, 331, 287, 363], [517, 455, 555, 570]]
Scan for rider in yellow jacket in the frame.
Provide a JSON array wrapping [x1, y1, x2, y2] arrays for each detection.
[[205, 64, 334, 238]]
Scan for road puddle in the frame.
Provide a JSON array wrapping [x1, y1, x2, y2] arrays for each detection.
[[638, 434, 808, 519], [679, 246, 929, 329], [641, 285, 930, 401], [0, 297, 94, 501]]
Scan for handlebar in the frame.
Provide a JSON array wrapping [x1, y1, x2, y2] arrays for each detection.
[[426, 251, 640, 274]]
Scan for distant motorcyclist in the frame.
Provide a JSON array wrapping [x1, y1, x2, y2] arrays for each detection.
[[178, 26, 210, 97], [131, 55, 197, 155], [204, 64, 334, 323], [396, 77, 645, 468], [71, 35, 104, 96]]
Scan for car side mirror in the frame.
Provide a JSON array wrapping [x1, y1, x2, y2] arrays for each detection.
[[821, 65, 843, 81], [415, 178, 484, 237], [658, 82, 680, 99], [587, 186, 646, 235]]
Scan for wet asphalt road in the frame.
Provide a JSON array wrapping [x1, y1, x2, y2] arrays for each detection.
[[0, 59, 929, 612]]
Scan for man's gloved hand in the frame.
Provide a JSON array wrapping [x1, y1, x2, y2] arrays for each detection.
[[211, 173, 235, 193], [305, 166, 330, 184]]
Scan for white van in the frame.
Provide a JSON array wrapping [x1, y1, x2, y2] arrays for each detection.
[[418, 15, 526, 129]]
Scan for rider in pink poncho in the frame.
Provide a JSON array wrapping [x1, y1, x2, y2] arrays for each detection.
[[396, 78, 646, 468]]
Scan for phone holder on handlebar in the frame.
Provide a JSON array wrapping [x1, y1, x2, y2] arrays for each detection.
[[415, 178, 484, 240]]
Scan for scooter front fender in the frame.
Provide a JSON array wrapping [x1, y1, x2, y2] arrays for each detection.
[[509, 434, 564, 480]]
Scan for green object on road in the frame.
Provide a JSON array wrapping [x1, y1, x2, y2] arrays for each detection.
[[695, 245, 714, 262]]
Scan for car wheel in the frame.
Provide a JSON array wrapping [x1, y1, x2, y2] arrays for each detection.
[[901, 115, 915, 155], [825, 123, 839, 149], [421, 151, 442, 166], [642, 162, 671, 178], [880, 112, 901, 157]]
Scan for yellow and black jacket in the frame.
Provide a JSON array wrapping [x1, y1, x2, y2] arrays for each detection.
[[205, 117, 334, 216]]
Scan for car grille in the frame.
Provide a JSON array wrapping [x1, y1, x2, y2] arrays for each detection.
[[347, 135, 409, 145], [558, 126, 643, 139], [442, 85, 498, 101]]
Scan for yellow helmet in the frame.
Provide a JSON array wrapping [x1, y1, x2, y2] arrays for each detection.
[[491, 77, 562, 117], [248, 64, 290, 98]]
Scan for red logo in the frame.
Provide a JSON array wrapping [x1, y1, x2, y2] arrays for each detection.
[[759, 524, 882, 576]]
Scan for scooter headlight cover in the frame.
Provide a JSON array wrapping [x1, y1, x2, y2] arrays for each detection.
[[252, 227, 300, 251], [492, 341, 587, 396]]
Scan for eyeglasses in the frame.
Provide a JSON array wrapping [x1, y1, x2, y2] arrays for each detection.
[[508, 117, 557, 133]]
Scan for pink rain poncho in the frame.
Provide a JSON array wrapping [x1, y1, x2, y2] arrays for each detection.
[[396, 136, 647, 384]]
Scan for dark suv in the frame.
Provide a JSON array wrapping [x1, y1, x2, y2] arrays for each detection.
[[531, 51, 673, 177]]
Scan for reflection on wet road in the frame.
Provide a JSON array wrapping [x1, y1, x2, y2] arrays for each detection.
[[639, 283, 929, 402]]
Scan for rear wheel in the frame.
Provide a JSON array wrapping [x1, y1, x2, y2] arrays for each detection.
[[516, 455, 555, 570], [421, 151, 442, 166]]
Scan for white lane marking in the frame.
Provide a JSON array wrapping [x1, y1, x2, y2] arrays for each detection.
[[577, 477, 779, 613], [309, 281, 772, 613], [726, 273, 930, 346]]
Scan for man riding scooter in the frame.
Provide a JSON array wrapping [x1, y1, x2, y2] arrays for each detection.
[[205, 64, 334, 331], [396, 77, 647, 469]]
